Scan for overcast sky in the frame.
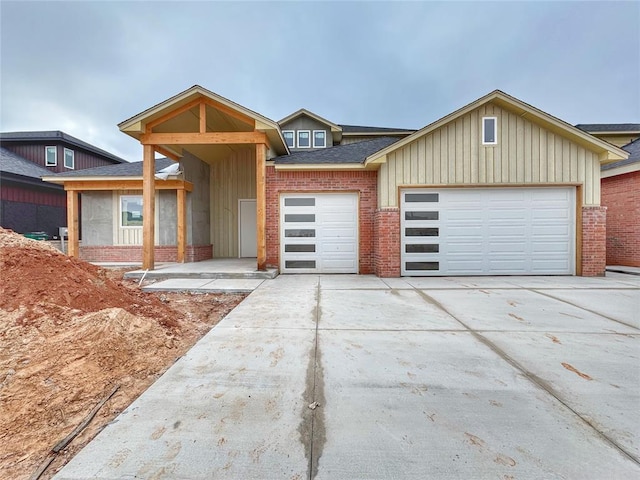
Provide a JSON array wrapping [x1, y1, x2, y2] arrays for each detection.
[[1, 1, 639, 161]]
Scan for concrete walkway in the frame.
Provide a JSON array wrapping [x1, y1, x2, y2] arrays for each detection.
[[55, 273, 640, 479]]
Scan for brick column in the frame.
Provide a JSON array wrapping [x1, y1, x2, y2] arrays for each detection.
[[374, 208, 401, 277], [581, 206, 607, 276]]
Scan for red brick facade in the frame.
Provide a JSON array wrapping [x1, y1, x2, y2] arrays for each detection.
[[581, 206, 607, 276], [374, 208, 401, 277], [265, 166, 377, 273], [79, 244, 213, 263], [601, 171, 640, 267]]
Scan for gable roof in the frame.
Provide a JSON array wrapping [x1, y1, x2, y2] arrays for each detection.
[[278, 109, 342, 132], [0, 131, 127, 164], [273, 137, 399, 166], [365, 90, 629, 165], [601, 138, 640, 174], [0, 147, 52, 179], [339, 124, 416, 135], [118, 85, 288, 155], [576, 123, 640, 134]]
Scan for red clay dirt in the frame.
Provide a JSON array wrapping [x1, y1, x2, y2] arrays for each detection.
[[0, 228, 246, 479]]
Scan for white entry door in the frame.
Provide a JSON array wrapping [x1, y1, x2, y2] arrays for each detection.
[[401, 187, 575, 276], [239, 199, 257, 258], [280, 193, 358, 273]]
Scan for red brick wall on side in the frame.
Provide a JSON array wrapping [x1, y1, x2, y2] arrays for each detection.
[[374, 208, 401, 277], [79, 244, 213, 263], [581, 206, 607, 276], [601, 171, 640, 267], [265, 167, 377, 273]]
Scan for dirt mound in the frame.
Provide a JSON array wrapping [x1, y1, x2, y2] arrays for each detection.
[[0, 228, 246, 479]]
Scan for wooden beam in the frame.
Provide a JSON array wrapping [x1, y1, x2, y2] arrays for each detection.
[[202, 97, 255, 127], [199, 102, 206, 134], [256, 143, 267, 271], [145, 98, 202, 131], [177, 189, 187, 263], [142, 145, 155, 270], [141, 131, 267, 145], [66, 190, 79, 258], [63, 179, 193, 192], [154, 145, 181, 161]]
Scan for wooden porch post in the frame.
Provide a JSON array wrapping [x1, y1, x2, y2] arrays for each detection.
[[142, 145, 155, 270], [176, 188, 187, 263], [66, 189, 79, 257], [256, 143, 267, 271]]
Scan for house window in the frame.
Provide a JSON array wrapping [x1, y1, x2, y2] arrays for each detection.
[[483, 117, 497, 145], [45, 146, 57, 166], [297, 130, 311, 148], [283, 130, 295, 148], [313, 130, 326, 148], [120, 195, 143, 227], [64, 148, 75, 169]]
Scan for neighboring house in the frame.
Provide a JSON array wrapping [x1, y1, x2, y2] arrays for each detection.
[[576, 124, 640, 148], [601, 138, 640, 267], [0, 131, 126, 237], [44, 86, 628, 277]]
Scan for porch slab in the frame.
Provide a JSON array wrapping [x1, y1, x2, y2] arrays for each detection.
[[143, 278, 265, 294], [124, 258, 278, 281]]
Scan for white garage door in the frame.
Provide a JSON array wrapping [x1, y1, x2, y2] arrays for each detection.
[[401, 187, 575, 276], [280, 193, 358, 274]]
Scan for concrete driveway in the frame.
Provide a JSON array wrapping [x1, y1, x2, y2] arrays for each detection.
[[55, 274, 640, 479]]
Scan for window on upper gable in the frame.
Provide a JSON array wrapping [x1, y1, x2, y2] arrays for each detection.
[[482, 117, 497, 145], [45, 146, 57, 166], [297, 130, 311, 148], [283, 130, 294, 148], [64, 148, 75, 169], [313, 130, 326, 148]]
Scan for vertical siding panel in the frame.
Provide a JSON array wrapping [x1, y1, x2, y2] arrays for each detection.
[[456, 118, 464, 183], [531, 124, 540, 183], [592, 157, 600, 206], [440, 128, 449, 184], [448, 124, 456, 183], [562, 139, 570, 182], [570, 143, 578, 183], [433, 130, 441, 184], [424, 135, 433, 184], [464, 114, 473, 183], [417, 138, 426, 184], [473, 110, 483, 183], [388, 152, 397, 205], [577, 147, 585, 189], [379, 162, 389, 208], [411, 141, 420, 184], [524, 120, 532, 183], [555, 135, 563, 181], [508, 113, 517, 182]]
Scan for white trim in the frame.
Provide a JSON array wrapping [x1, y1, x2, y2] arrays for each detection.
[[45, 146, 57, 166], [282, 130, 295, 148], [312, 130, 327, 148], [63, 148, 75, 169], [119, 194, 144, 229], [297, 130, 311, 148], [482, 117, 498, 145], [601, 163, 640, 178]]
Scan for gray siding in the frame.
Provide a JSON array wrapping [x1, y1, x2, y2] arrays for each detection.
[[182, 151, 211, 246], [280, 117, 331, 149], [81, 191, 113, 245]]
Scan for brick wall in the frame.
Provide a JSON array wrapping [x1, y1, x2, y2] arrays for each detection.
[[265, 166, 377, 273], [581, 206, 607, 276], [79, 244, 213, 263], [374, 208, 401, 277], [601, 171, 640, 267]]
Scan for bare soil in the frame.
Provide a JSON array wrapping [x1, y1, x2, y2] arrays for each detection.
[[0, 228, 246, 479]]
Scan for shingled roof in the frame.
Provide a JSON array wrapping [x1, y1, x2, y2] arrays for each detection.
[[273, 137, 400, 165], [0, 147, 52, 179], [0, 131, 127, 164], [48, 158, 175, 177], [602, 138, 640, 171], [339, 124, 416, 134], [575, 124, 640, 133]]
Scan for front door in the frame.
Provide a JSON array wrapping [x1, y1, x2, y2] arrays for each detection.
[[239, 199, 257, 257]]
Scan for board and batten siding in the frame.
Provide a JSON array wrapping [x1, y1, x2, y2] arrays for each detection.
[[209, 147, 256, 258], [112, 190, 163, 246], [378, 103, 602, 208]]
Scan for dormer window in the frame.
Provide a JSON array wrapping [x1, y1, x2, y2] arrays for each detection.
[[297, 130, 311, 148], [482, 117, 497, 145], [313, 130, 326, 148], [283, 130, 295, 148]]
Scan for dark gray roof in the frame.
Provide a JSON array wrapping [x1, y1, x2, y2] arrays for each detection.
[[602, 138, 640, 171], [0, 147, 52, 179], [274, 137, 400, 165], [0, 131, 127, 164], [575, 124, 640, 133], [47, 158, 175, 177], [339, 124, 415, 134]]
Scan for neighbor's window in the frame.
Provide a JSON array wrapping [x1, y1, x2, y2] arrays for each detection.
[[45, 146, 57, 166], [297, 130, 311, 148], [313, 130, 326, 148], [483, 117, 497, 145], [121, 195, 143, 227], [283, 130, 295, 148], [64, 148, 75, 169]]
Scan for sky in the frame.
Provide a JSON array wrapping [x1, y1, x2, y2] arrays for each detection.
[[1, 1, 639, 162]]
